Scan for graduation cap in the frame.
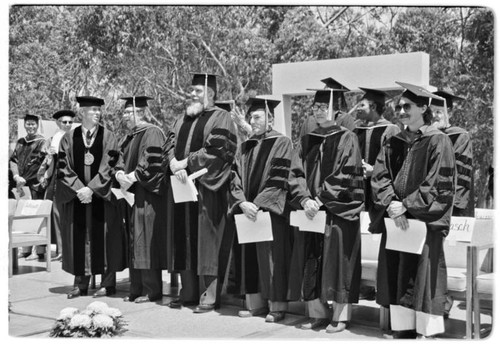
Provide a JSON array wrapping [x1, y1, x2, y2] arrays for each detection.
[[191, 72, 219, 103], [359, 87, 387, 104], [431, 89, 465, 109], [215, 100, 234, 112], [396, 81, 443, 104], [320, 77, 350, 91], [22, 113, 41, 122], [76, 96, 105, 107], [21, 113, 43, 134], [120, 96, 153, 108], [307, 88, 347, 121], [246, 97, 281, 130], [52, 110, 76, 120]]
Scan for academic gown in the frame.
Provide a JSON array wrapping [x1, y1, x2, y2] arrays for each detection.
[[353, 119, 400, 214], [442, 126, 474, 217], [164, 106, 238, 276], [370, 125, 456, 317], [230, 129, 293, 301], [288, 124, 364, 304], [118, 124, 168, 269], [56, 125, 127, 276], [10, 134, 47, 199]]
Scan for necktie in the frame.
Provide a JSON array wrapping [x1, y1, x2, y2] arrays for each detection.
[[86, 130, 92, 145]]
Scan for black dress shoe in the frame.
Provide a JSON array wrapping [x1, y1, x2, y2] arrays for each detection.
[[123, 294, 140, 302], [167, 298, 198, 309], [193, 304, 215, 313], [93, 286, 116, 297], [67, 288, 88, 299]]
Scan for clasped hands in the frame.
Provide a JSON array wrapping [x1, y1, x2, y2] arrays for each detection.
[[388, 200, 409, 230], [170, 157, 188, 183], [76, 186, 93, 204]]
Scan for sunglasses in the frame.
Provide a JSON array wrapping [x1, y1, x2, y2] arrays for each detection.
[[59, 120, 74, 124], [394, 103, 417, 113]]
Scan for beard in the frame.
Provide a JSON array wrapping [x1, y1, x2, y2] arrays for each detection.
[[186, 100, 205, 117]]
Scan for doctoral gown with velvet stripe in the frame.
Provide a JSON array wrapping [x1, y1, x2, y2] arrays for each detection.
[[353, 118, 400, 214], [164, 106, 238, 276], [56, 125, 127, 276], [10, 134, 47, 198], [370, 125, 456, 316], [288, 124, 364, 304], [230, 129, 293, 301], [442, 126, 474, 217], [118, 123, 168, 269]]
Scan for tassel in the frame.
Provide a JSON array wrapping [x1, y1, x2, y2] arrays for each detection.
[[327, 89, 334, 121]]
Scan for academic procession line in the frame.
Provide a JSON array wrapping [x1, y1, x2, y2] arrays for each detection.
[[8, 71, 490, 339]]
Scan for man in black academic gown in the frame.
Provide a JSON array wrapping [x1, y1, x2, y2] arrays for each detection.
[[164, 73, 238, 313], [57, 96, 127, 299], [116, 96, 168, 303]]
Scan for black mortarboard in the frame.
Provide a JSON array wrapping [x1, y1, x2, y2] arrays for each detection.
[[215, 100, 234, 112], [22, 113, 41, 122], [307, 89, 345, 121], [359, 87, 387, 104], [321, 77, 350, 91], [191, 72, 218, 93], [120, 96, 153, 108], [52, 110, 76, 119], [430, 90, 465, 109], [246, 97, 281, 114], [246, 97, 281, 130], [396, 81, 442, 104], [76, 96, 105, 107], [308, 89, 347, 104]]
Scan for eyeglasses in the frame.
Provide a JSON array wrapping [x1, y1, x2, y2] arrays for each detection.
[[394, 103, 416, 113], [312, 104, 328, 111], [59, 120, 73, 124]]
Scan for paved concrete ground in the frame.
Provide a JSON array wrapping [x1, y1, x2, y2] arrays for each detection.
[[7, 253, 493, 340]]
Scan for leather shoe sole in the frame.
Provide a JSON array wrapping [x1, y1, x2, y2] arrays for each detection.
[[193, 304, 215, 313], [67, 288, 88, 299]]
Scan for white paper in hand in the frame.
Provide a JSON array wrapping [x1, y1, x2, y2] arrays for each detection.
[[290, 210, 326, 233], [235, 210, 273, 244], [384, 218, 427, 254], [111, 188, 135, 206], [170, 168, 208, 203]]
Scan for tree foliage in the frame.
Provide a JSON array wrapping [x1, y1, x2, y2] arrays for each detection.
[[9, 5, 494, 206]]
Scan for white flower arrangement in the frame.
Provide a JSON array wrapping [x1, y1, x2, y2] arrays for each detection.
[[50, 302, 127, 338]]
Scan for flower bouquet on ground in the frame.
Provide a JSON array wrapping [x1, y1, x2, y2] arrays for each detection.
[[50, 301, 127, 338]]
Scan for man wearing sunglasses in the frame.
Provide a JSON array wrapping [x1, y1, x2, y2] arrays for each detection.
[[38, 110, 76, 262]]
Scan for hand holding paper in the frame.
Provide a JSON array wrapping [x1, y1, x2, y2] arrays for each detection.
[[239, 201, 258, 221], [235, 210, 273, 244], [384, 218, 426, 254], [170, 168, 208, 203], [290, 210, 326, 234]]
